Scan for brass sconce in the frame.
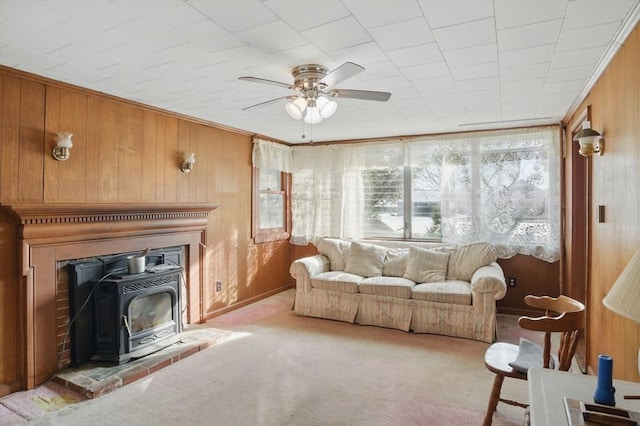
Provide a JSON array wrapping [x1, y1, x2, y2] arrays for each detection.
[[181, 152, 195, 173], [52, 132, 73, 161], [574, 121, 604, 157]]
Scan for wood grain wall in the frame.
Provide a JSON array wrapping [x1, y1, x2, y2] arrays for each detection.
[[565, 23, 640, 381], [0, 66, 292, 396]]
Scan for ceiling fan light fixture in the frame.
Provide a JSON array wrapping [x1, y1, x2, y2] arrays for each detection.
[[317, 96, 337, 119], [285, 96, 307, 120], [304, 106, 323, 124]]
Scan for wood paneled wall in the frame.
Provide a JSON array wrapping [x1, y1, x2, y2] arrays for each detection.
[[565, 23, 640, 381], [0, 67, 292, 396]]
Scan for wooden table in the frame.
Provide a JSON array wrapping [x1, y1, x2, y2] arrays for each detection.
[[528, 367, 640, 425]]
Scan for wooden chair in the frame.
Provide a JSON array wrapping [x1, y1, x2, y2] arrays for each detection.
[[482, 295, 586, 426]]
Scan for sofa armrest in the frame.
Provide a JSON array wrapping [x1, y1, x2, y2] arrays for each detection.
[[470, 262, 507, 300], [290, 254, 331, 292]]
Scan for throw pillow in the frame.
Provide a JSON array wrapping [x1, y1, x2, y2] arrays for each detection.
[[317, 238, 351, 271], [382, 248, 409, 277], [344, 242, 387, 277], [403, 247, 450, 283], [508, 338, 556, 373], [446, 242, 497, 282]]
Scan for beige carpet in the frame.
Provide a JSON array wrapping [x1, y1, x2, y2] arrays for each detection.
[[20, 290, 544, 425]]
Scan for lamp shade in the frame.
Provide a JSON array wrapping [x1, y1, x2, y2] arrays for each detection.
[[285, 96, 307, 120], [603, 249, 640, 323]]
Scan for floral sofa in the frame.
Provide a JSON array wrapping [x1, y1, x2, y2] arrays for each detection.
[[289, 239, 507, 343]]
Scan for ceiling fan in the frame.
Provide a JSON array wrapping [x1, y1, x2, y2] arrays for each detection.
[[238, 62, 392, 124]]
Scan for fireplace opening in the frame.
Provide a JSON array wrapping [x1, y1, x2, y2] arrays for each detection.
[[68, 247, 185, 366]]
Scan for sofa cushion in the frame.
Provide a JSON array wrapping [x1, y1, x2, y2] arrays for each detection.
[[382, 248, 409, 277], [311, 271, 362, 293], [317, 238, 351, 271], [411, 280, 472, 305], [446, 242, 497, 282], [359, 276, 415, 299], [403, 247, 450, 283], [345, 242, 387, 278]]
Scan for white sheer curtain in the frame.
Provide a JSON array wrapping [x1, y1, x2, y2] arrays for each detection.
[[252, 138, 292, 172], [290, 142, 405, 245], [289, 126, 561, 262], [438, 126, 561, 262]]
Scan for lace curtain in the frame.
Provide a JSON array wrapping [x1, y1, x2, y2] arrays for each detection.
[[290, 125, 561, 262], [252, 138, 292, 172], [438, 127, 561, 262]]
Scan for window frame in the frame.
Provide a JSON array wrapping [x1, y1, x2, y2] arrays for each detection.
[[252, 167, 291, 244]]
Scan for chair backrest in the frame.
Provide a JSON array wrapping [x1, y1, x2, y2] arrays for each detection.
[[518, 295, 586, 371]]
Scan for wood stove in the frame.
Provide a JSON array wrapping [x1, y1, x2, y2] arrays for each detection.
[[69, 247, 184, 365]]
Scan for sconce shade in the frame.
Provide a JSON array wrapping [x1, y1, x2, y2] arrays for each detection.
[[603, 249, 640, 323], [575, 121, 604, 157], [181, 152, 196, 173], [52, 132, 73, 161]]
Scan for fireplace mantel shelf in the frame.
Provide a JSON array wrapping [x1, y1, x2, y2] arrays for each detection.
[[3, 203, 219, 224], [1, 203, 219, 242]]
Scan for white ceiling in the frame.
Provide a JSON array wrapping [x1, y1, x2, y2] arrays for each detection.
[[1, 0, 639, 144]]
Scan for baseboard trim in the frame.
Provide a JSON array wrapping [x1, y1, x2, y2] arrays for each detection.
[[205, 284, 293, 320]]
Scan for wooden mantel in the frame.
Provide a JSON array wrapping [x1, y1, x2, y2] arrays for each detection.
[[0, 203, 218, 390]]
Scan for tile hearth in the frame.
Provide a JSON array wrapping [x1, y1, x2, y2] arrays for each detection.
[[53, 325, 232, 399]]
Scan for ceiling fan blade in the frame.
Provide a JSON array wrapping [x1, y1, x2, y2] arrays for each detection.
[[319, 62, 365, 88], [330, 89, 391, 102], [238, 76, 295, 90], [241, 96, 293, 111]]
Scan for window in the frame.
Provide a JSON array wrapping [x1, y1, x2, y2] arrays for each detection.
[[252, 167, 291, 243], [291, 126, 561, 262], [362, 166, 442, 240]]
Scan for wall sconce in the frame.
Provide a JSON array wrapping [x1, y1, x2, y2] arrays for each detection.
[[181, 152, 195, 173], [52, 132, 73, 161], [574, 121, 604, 157]]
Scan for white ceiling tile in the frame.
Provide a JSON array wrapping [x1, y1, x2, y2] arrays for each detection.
[[419, 0, 494, 29], [563, 0, 636, 30], [172, 20, 246, 53], [556, 22, 623, 51], [500, 62, 549, 81], [368, 18, 434, 50], [457, 76, 499, 92], [443, 43, 497, 67], [302, 17, 371, 51], [546, 65, 594, 83], [433, 18, 496, 51], [401, 62, 451, 80], [344, 0, 423, 28], [386, 43, 443, 67], [499, 44, 556, 67], [450, 62, 498, 81], [114, 1, 205, 30], [330, 42, 388, 66], [0, 44, 64, 71], [501, 90, 541, 104], [494, 0, 569, 29], [356, 61, 402, 81], [188, 0, 278, 33], [549, 45, 606, 68], [501, 78, 545, 93], [265, 0, 350, 31], [414, 75, 457, 91], [542, 80, 585, 95], [498, 19, 563, 51], [236, 21, 308, 53]]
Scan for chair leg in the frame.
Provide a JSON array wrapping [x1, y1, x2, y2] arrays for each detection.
[[483, 373, 505, 426]]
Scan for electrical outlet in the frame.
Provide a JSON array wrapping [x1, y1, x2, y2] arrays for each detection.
[[508, 277, 516, 288], [216, 281, 222, 292]]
